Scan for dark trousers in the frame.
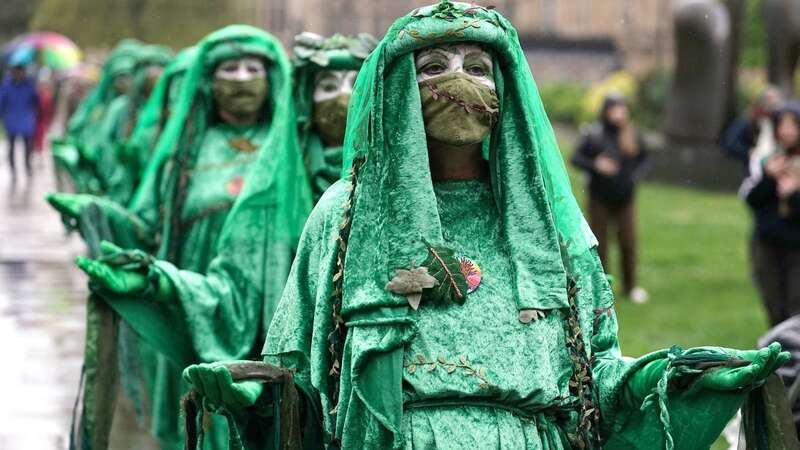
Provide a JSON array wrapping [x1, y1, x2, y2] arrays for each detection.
[[752, 239, 800, 326], [589, 195, 637, 293], [7, 134, 33, 177]]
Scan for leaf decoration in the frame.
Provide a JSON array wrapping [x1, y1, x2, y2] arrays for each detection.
[[293, 32, 378, 68], [518, 309, 547, 324], [228, 137, 257, 153], [385, 265, 438, 310], [420, 239, 468, 305]]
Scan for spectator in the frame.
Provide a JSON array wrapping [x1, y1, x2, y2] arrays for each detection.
[[0, 64, 39, 181], [571, 92, 650, 303], [722, 86, 783, 169], [744, 102, 800, 326], [34, 75, 55, 154]]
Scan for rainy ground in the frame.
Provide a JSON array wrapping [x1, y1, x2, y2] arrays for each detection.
[[0, 146, 87, 449]]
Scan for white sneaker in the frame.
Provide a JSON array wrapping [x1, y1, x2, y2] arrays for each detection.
[[629, 287, 649, 304]]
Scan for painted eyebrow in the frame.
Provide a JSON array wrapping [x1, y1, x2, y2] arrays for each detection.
[[415, 49, 451, 66]]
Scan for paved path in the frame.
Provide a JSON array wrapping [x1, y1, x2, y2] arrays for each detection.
[[0, 150, 87, 449]]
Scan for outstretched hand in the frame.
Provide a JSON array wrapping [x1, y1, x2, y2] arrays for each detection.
[[75, 240, 151, 295], [46, 192, 98, 220], [183, 363, 264, 410], [700, 342, 790, 391]]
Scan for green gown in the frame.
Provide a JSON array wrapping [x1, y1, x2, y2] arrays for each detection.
[[89, 26, 306, 450]]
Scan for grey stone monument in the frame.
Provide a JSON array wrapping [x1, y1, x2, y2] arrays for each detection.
[[765, 0, 800, 95]]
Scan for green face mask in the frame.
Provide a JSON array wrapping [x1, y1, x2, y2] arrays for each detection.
[[312, 94, 350, 147], [212, 78, 269, 122], [418, 72, 499, 146]]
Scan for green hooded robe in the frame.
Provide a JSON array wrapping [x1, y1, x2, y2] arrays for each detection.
[[213, 3, 767, 449], [93, 44, 174, 204], [119, 46, 196, 199], [52, 39, 141, 194], [291, 33, 376, 200], [94, 25, 307, 449]]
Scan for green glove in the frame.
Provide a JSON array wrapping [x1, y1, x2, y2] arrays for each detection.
[[183, 363, 264, 410], [699, 342, 790, 391], [75, 240, 172, 298], [625, 343, 790, 407], [46, 192, 98, 221]]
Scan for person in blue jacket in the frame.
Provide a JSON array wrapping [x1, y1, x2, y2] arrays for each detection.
[[0, 63, 40, 181]]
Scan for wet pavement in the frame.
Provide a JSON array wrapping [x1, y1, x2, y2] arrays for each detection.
[[0, 150, 87, 449]]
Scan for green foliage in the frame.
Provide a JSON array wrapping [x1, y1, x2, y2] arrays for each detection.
[[741, 0, 766, 68], [539, 81, 588, 126], [634, 68, 672, 131], [29, 0, 249, 49]]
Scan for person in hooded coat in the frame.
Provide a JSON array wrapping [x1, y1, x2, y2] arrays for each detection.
[[181, 3, 790, 450], [48, 25, 308, 449], [571, 93, 649, 304]]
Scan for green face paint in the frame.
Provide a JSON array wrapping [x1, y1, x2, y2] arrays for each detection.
[[212, 78, 269, 122], [312, 94, 350, 147], [418, 72, 499, 146]]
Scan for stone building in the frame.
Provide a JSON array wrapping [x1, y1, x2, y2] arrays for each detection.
[[238, 0, 674, 82]]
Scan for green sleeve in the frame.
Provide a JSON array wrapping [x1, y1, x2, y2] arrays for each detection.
[[581, 250, 747, 449]]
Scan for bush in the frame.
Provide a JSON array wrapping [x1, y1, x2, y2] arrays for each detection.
[[635, 68, 672, 131], [539, 81, 588, 126]]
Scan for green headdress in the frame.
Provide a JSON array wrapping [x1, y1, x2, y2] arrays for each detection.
[[292, 32, 377, 198], [66, 39, 142, 141], [341, 1, 595, 316]]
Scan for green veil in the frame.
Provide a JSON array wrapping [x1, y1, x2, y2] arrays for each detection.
[[121, 46, 194, 201], [292, 33, 377, 199], [339, 1, 596, 317], [66, 39, 141, 146], [94, 44, 174, 202], [53, 39, 141, 193]]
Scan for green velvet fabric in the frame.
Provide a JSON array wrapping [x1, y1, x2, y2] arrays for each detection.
[[90, 44, 174, 204], [87, 25, 307, 449], [256, 3, 767, 449], [55, 39, 141, 193], [292, 34, 375, 200], [122, 47, 195, 202]]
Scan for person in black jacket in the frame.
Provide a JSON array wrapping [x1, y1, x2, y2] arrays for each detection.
[[572, 92, 650, 303], [744, 102, 800, 326]]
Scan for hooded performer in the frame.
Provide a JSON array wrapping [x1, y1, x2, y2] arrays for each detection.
[[119, 46, 196, 196], [182, 3, 790, 450], [51, 39, 141, 194], [292, 32, 377, 200], [49, 25, 305, 449], [92, 44, 174, 204]]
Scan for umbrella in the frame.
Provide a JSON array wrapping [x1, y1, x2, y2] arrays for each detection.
[[4, 32, 81, 70]]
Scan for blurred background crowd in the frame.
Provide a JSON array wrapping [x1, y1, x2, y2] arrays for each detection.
[[2, 0, 800, 449]]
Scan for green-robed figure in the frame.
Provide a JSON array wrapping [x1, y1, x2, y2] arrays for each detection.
[[292, 32, 377, 200], [51, 39, 140, 194], [49, 25, 309, 449], [182, 3, 791, 450], [91, 44, 174, 204]]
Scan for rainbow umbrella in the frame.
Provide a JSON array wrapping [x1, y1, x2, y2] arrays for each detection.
[[4, 32, 81, 70]]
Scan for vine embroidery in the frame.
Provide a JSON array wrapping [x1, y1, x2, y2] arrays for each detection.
[[404, 354, 496, 390]]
